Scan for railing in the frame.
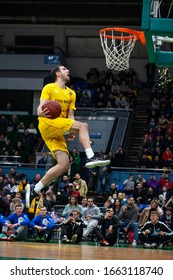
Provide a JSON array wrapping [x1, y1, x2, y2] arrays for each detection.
[[0, 155, 22, 166]]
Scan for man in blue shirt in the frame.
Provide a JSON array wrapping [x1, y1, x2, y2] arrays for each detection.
[[30, 205, 55, 242], [0, 204, 30, 241]]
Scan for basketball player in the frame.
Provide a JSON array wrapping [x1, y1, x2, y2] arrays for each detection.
[[26, 65, 110, 208]]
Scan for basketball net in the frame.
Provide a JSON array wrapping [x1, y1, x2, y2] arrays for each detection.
[[99, 28, 145, 71]]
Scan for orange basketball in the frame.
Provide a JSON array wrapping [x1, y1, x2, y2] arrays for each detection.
[[42, 100, 62, 119]]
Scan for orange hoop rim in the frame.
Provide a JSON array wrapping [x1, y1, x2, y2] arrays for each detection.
[[99, 27, 146, 45]]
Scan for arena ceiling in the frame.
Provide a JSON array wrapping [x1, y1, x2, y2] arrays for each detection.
[[0, 1, 172, 25], [0, 0, 145, 26]]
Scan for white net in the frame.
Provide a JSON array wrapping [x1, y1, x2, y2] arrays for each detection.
[[100, 30, 137, 71]]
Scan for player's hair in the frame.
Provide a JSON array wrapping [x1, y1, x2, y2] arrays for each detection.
[[51, 65, 62, 81]]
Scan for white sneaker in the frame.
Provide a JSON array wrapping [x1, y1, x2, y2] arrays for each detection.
[[144, 243, 152, 248], [132, 240, 137, 246], [85, 156, 110, 169]]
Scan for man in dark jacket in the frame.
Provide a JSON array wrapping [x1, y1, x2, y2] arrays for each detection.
[[92, 207, 120, 246], [60, 210, 86, 243], [139, 211, 173, 248]]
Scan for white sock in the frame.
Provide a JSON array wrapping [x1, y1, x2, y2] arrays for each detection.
[[34, 181, 45, 193], [85, 148, 94, 159]]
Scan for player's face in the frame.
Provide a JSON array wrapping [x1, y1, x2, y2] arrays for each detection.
[[59, 66, 70, 82]]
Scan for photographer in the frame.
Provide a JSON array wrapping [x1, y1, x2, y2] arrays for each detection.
[[92, 207, 120, 246], [61, 210, 86, 243]]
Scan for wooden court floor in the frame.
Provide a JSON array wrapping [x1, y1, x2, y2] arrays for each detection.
[[0, 241, 173, 260]]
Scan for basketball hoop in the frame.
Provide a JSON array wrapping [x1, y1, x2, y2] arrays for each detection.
[[99, 27, 146, 71]]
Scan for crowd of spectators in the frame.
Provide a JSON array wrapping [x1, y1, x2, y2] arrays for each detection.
[[0, 111, 40, 164], [0, 162, 173, 248], [138, 68, 173, 169], [72, 67, 141, 110]]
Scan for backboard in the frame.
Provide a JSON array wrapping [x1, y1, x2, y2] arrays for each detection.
[[142, 0, 173, 67]]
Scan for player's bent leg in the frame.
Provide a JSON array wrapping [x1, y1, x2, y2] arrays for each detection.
[[71, 121, 110, 168]]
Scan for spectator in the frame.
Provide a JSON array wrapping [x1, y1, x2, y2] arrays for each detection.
[[79, 91, 91, 107], [95, 92, 107, 108], [10, 114, 19, 128], [147, 175, 160, 195], [135, 173, 147, 188], [1, 139, 13, 155], [72, 148, 81, 172], [138, 199, 163, 229], [17, 178, 30, 200], [162, 147, 173, 168], [61, 195, 83, 218], [67, 155, 78, 182], [96, 166, 109, 195], [87, 167, 99, 192], [27, 192, 46, 221], [73, 173, 88, 199], [107, 182, 118, 196], [160, 207, 173, 230], [139, 134, 154, 158], [104, 195, 113, 209], [123, 173, 135, 196], [92, 207, 120, 246], [133, 183, 147, 205], [29, 173, 42, 186], [9, 196, 24, 214], [6, 177, 18, 196], [9, 167, 26, 181], [80, 196, 87, 210], [117, 196, 139, 246], [44, 186, 56, 211], [0, 204, 30, 241], [159, 185, 170, 203], [27, 122, 38, 135], [0, 193, 11, 217], [112, 198, 122, 216], [82, 197, 101, 240], [60, 210, 86, 243], [6, 120, 15, 132], [17, 122, 26, 133], [12, 141, 26, 162], [138, 211, 172, 248], [138, 153, 151, 168], [113, 146, 126, 167], [67, 183, 80, 199], [158, 172, 173, 194], [57, 175, 70, 204], [4, 102, 13, 111], [151, 155, 164, 169], [145, 187, 157, 204], [30, 206, 55, 242]]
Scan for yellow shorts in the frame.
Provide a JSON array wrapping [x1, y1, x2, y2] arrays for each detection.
[[38, 117, 75, 157]]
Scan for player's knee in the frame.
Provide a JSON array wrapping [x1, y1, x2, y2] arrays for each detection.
[[81, 122, 88, 131]]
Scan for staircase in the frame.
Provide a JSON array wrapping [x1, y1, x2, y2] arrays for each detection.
[[125, 87, 151, 167]]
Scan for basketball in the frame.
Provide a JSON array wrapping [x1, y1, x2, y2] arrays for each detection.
[[42, 100, 62, 119]]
